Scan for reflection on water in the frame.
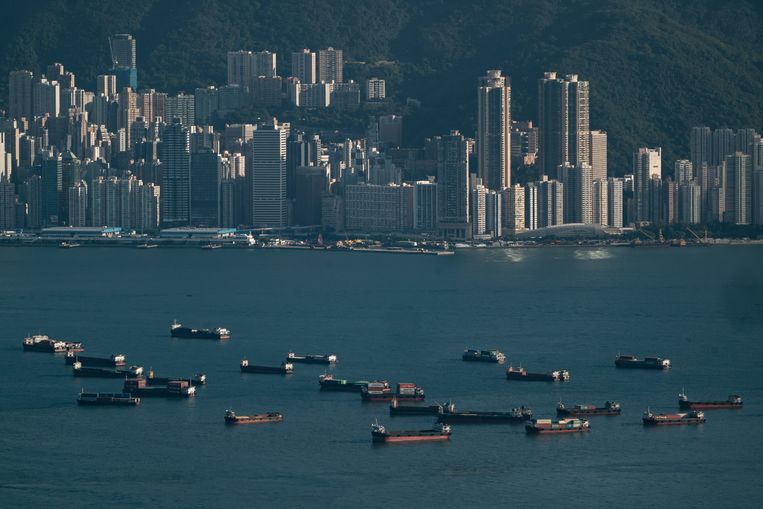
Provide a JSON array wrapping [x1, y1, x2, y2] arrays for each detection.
[[503, 249, 525, 263], [574, 248, 615, 260]]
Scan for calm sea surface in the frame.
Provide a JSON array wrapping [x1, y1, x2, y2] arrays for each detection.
[[1, 246, 762, 508]]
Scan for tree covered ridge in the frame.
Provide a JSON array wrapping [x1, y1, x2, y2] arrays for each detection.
[[2, 0, 763, 172]]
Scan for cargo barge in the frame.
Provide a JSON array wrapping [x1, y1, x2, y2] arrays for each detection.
[[224, 409, 283, 424], [170, 321, 230, 340], [240, 359, 294, 374], [65, 352, 125, 367], [438, 405, 533, 424], [72, 362, 143, 378], [390, 399, 454, 416], [23, 335, 84, 353], [287, 352, 337, 364], [678, 392, 742, 410], [123, 377, 196, 397], [526, 418, 590, 434], [77, 391, 140, 406], [146, 371, 206, 387], [462, 348, 506, 363], [371, 422, 451, 443], [642, 409, 705, 426], [362, 382, 424, 402], [615, 355, 671, 370], [318, 373, 373, 392], [506, 366, 570, 382], [557, 401, 621, 417]]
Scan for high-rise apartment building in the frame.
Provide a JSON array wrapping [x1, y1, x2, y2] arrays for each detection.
[[434, 131, 470, 240], [190, 148, 222, 227], [365, 78, 386, 100], [524, 182, 538, 231], [249, 120, 289, 227], [291, 49, 317, 84], [537, 177, 564, 227], [674, 160, 693, 184], [97, 75, 117, 98], [109, 34, 137, 90], [537, 72, 590, 177], [560, 162, 593, 224], [592, 179, 608, 226], [503, 183, 525, 232], [227, 50, 277, 90], [318, 47, 343, 83], [160, 119, 191, 227], [633, 147, 662, 222], [690, 126, 711, 169], [607, 177, 624, 228], [166, 93, 195, 127], [9, 70, 34, 120], [477, 70, 511, 190], [0, 177, 15, 230], [590, 130, 607, 181], [67, 182, 88, 227], [412, 179, 437, 231], [33, 78, 60, 118], [678, 181, 701, 224], [725, 152, 752, 225]]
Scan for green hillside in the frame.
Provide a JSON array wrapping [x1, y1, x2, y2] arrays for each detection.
[[2, 0, 763, 172]]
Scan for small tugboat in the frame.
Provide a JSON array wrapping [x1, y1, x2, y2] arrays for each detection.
[[678, 392, 743, 410], [240, 359, 294, 374], [170, 321, 230, 340], [438, 405, 533, 424], [642, 409, 705, 426], [362, 382, 425, 402], [557, 401, 621, 417], [135, 242, 159, 249], [224, 409, 283, 424], [615, 354, 671, 370], [22, 335, 84, 353], [146, 370, 206, 387], [72, 362, 143, 378], [201, 243, 222, 250], [371, 421, 452, 443], [462, 348, 506, 363], [525, 418, 591, 434], [506, 366, 570, 382], [287, 352, 337, 365], [390, 399, 454, 416], [123, 377, 196, 398], [59, 241, 81, 248], [318, 373, 372, 392], [65, 352, 126, 367], [77, 391, 140, 406]]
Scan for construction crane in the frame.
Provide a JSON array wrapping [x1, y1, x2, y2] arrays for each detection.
[[686, 226, 709, 245]]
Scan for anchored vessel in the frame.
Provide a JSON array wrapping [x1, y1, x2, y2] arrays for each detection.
[[72, 361, 143, 378], [390, 399, 454, 416], [66, 352, 125, 367], [287, 352, 337, 365], [526, 418, 591, 434], [146, 371, 206, 387], [170, 321, 231, 340], [506, 366, 570, 382], [123, 377, 196, 397], [615, 355, 671, 370], [438, 405, 533, 424], [224, 409, 283, 424], [678, 392, 742, 410], [362, 382, 425, 402], [135, 243, 158, 249], [23, 335, 84, 353], [59, 241, 81, 248], [371, 422, 452, 443], [77, 391, 140, 406], [642, 409, 705, 426], [318, 373, 373, 392], [240, 359, 294, 374], [557, 401, 621, 417], [462, 349, 506, 363]]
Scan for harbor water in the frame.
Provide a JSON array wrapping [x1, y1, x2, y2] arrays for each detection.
[[1, 245, 762, 508]]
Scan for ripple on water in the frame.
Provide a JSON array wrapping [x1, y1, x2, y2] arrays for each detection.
[[574, 248, 615, 260]]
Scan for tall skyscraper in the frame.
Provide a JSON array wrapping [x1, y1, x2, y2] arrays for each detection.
[[41, 150, 62, 226], [690, 126, 711, 169], [9, 70, 34, 120], [434, 131, 470, 240], [504, 183, 525, 232], [166, 93, 195, 127], [318, 47, 343, 83], [524, 182, 538, 230], [633, 147, 662, 222], [590, 130, 607, 181], [560, 163, 593, 224], [592, 179, 608, 226], [538, 72, 590, 177], [607, 177, 624, 228], [60, 151, 81, 224], [678, 181, 702, 224], [68, 182, 88, 227], [724, 152, 752, 224], [0, 177, 15, 230], [109, 34, 137, 90], [190, 148, 222, 226], [477, 70, 511, 190], [249, 120, 288, 227], [160, 119, 191, 227], [537, 177, 564, 227], [33, 78, 60, 118], [291, 49, 317, 84], [674, 160, 693, 184], [96, 75, 117, 97]]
